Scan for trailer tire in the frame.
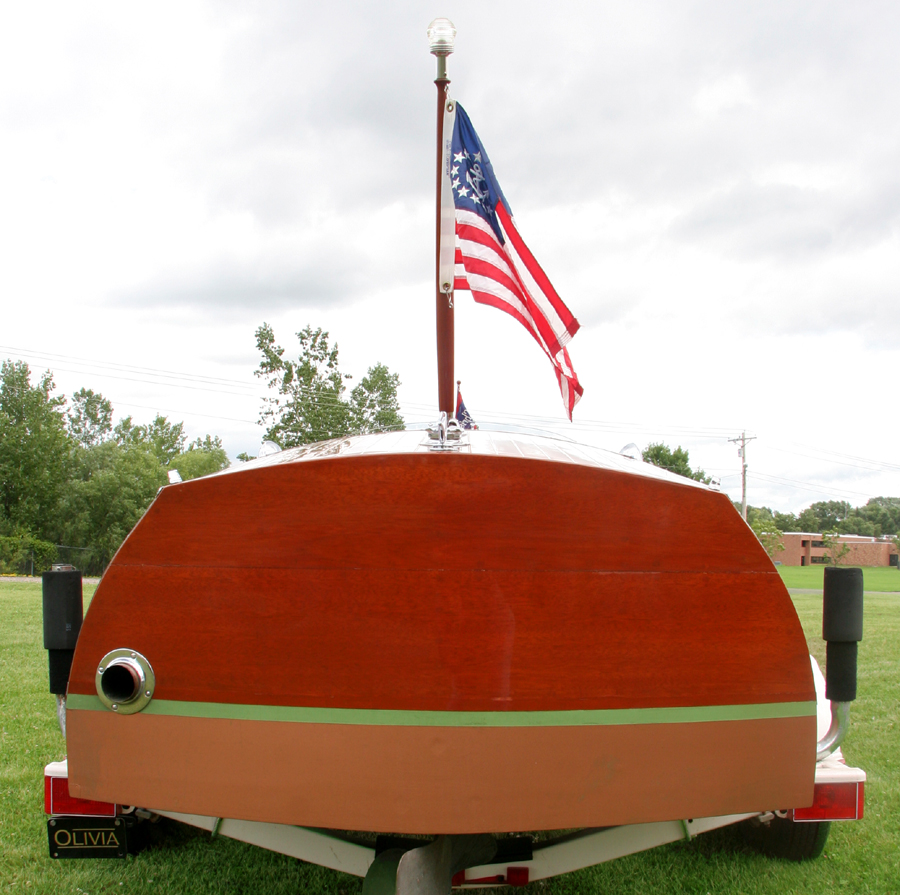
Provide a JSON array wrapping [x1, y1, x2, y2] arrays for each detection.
[[743, 816, 831, 861]]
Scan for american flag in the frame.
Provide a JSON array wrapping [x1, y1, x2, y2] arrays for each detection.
[[439, 101, 583, 420]]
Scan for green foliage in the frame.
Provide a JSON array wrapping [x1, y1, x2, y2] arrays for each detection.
[[749, 516, 785, 560], [746, 506, 774, 526], [66, 387, 113, 447], [170, 436, 230, 481], [812, 500, 852, 531], [822, 530, 851, 566], [642, 442, 711, 483], [0, 360, 70, 542], [784, 498, 900, 538], [773, 511, 798, 532], [348, 363, 403, 436], [0, 532, 58, 574], [62, 407, 199, 572], [0, 360, 232, 575], [255, 323, 350, 446], [60, 441, 167, 573], [841, 496, 900, 537], [254, 323, 403, 446], [114, 413, 186, 465]]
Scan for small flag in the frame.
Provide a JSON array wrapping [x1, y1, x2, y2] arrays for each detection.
[[440, 101, 583, 420], [455, 382, 477, 429]]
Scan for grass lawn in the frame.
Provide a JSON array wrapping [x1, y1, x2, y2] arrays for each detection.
[[778, 565, 900, 593], [1, 578, 897, 893]]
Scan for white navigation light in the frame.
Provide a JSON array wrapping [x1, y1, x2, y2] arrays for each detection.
[[427, 18, 456, 56], [258, 440, 281, 458]]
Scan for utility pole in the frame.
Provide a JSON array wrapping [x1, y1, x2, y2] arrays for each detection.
[[728, 431, 757, 521]]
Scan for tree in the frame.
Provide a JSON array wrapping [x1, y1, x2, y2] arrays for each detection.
[[864, 497, 900, 535], [169, 435, 230, 481], [746, 506, 775, 527], [0, 531, 58, 575], [837, 497, 900, 538], [0, 360, 71, 543], [839, 516, 876, 537], [796, 507, 821, 532], [774, 511, 799, 532], [793, 500, 853, 533], [750, 516, 785, 561], [822, 530, 851, 566], [60, 440, 167, 573], [67, 388, 113, 447], [810, 500, 852, 532], [254, 323, 403, 446], [114, 413, 185, 465], [642, 442, 711, 484], [348, 363, 404, 436], [0, 358, 231, 573]]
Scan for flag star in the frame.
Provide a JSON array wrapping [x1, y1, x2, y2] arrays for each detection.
[[473, 152, 482, 162], [453, 152, 465, 163], [457, 185, 469, 197], [452, 178, 460, 189], [451, 165, 459, 176], [472, 194, 482, 204]]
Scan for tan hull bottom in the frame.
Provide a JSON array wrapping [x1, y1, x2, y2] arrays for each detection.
[[68, 711, 814, 833]]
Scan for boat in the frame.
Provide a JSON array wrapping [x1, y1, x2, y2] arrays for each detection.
[[65, 427, 816, 833]]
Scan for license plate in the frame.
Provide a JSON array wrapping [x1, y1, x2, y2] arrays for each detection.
[[48, 816, 128, 859]]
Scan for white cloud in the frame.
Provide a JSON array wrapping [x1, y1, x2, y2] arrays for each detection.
[[693, 74, 756, 115]]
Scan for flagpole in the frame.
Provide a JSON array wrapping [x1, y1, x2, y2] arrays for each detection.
[[428, 18, 456, 417]]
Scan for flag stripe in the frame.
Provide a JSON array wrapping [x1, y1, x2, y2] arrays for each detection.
[[497, 204, 580, 343], [467, 285, 545, 351], [456, 211, 573, 366], [456, 253, 529, 315], [495, 217, 571, 356]]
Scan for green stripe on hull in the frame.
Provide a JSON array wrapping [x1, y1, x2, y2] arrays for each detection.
[[67, 694, 815, 727]]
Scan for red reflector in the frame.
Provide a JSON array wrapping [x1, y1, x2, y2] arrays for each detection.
[[507, 867, 530, 886], [45, 775, 116, 817], [461, 868, 530, 887], [794, 781, 863, 821]]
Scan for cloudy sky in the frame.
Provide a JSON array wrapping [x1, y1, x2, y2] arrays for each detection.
[[2, 1, 898, 515]]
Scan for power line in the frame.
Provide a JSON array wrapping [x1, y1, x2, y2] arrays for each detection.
[[768, 442, 900, 474], [0, 344, 255, 389], [0, 345, 764, 440], [5, 345, 898, 487], [748, 471, 875, 500], [114, 401, 258, 426]]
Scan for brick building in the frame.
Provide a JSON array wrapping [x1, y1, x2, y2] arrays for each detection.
[[779, 532, 899, 567]]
